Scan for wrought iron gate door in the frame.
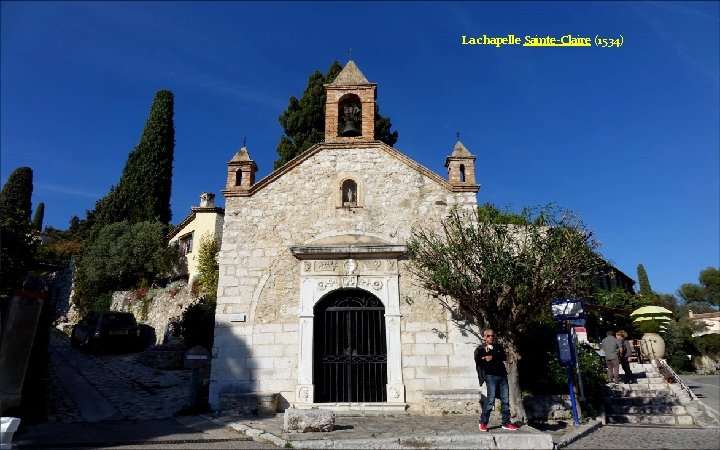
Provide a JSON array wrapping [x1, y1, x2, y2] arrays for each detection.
[[314, 289, 387, 403]]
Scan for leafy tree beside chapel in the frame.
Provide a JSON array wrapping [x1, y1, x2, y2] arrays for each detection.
[[407, 203, 602, 422], [274, 61, 398, 169]]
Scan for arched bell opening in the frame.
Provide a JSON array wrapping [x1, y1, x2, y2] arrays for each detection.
[[313, 288, 387, 403], [338, 94, 363, 137]]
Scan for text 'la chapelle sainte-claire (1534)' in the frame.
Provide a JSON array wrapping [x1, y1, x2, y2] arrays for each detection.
[[461, 34, 624, 48]]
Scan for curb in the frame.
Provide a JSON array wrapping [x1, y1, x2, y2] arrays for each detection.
[[207, 414, 556, 449], [201, 414, 289, 448], [554, 418, 603, 449]]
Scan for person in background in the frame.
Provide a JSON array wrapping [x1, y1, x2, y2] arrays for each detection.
[[474, 329, 519, 432], [601, 330, 621, 383], [616, 330, 636, 384]]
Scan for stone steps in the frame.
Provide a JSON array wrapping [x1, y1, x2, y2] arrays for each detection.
[[605, 414, 696, 426], [604, 361, 697, 427], [608, 404, 688, 415]]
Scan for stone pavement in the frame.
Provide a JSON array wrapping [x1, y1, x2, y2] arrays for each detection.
[[562, 424, 720, 449], [206, 412, 568, 449], [45, 329, 192, 422]]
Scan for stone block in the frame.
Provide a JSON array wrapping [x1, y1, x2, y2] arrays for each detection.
[[283, 408, 335, 432]]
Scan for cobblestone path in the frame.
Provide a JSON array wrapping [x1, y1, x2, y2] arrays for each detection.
[[46, 330, 192, 423], [565, 424, 720, 449]]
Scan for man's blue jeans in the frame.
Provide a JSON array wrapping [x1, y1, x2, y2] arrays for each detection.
[[480, 374, 511, 425]]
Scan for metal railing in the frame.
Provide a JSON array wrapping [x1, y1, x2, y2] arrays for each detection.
[[655, 358, 697, 401]]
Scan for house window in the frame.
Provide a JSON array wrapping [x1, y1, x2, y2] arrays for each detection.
[[342, 179, 358, 207], [179, 232, 194, 255]]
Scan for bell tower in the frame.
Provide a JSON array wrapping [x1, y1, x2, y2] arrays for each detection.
[[445, 140, 480, 193], [324, 61, 376, 143], [224, 146, 258, 197]]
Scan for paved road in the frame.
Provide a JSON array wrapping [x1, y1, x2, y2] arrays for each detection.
[[564, 424, 720, 449], [681, 375, 720, 416]]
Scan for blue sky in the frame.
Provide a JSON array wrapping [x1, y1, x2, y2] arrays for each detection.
[[2, 1, 718, 297]]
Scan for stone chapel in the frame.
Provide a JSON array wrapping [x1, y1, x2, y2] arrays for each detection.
[[210, 61, 484, 415]]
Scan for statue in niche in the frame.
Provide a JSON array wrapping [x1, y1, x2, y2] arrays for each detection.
[[342, 179, 357, 206]]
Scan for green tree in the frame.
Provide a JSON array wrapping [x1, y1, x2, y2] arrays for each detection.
[[86, 90, 175, 233], [193, 233, 220, 303], [72, 221, 178, 313], [274, 61, 398, 169], [637, 264, 652, 297], [653, 293, 678, 314], [406, 204, 601, 422], [0, 167, 35, 296], [678, 267, 720, 307], [32, 202, 45, 232]]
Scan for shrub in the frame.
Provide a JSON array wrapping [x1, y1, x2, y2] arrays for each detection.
[[179, 298, 216, 349], [694, 333, 720, 358], [91, 293, 113, 311]]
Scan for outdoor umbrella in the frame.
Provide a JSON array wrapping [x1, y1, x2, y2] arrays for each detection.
[[630, 305, 673, 317]]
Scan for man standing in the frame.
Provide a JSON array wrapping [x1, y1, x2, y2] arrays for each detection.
[[475, 329, 518, 432], [601, 330, 621, 383]]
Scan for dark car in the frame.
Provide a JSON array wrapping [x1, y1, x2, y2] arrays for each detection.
[[71, 311, 140, 353]]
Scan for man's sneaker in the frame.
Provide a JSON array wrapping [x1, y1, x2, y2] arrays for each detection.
[[479, 423, 488, 432], [502, 423, 518, 431]]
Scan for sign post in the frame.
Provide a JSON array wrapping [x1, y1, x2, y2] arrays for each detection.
[[551, 298, 584, 426], [184, 345, 210, 409]]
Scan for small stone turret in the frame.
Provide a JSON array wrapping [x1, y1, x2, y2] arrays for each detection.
[[445, 140, 480, 193], [224, 147, 258, 197]]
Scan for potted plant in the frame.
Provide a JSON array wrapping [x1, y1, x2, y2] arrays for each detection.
[[631, 306, 672, 361]]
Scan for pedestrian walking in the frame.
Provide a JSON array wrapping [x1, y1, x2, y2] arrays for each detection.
[[616, 330, 635, 383], [601, 330, 621, 383], [474, 329, 518, 432]]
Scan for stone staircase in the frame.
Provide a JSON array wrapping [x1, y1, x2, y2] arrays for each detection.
[[604, 361, 697, 426]]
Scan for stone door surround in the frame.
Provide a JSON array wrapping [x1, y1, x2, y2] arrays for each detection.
[[290, 243, 406, 412]]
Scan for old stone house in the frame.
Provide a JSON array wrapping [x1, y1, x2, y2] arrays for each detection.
[[210, 61, 483, 415], [167, 192, 224, 286]]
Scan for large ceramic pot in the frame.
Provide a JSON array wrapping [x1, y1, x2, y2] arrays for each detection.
[[640, 332, 666, 361]]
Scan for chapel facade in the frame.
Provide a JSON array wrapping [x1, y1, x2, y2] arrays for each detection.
[[210, 61, 483, 414]]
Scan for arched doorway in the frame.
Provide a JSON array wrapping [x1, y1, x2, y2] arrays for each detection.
[[313, 288, 387, 403]]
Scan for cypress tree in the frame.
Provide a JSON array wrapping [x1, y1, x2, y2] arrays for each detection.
[[1, 167, 33, 222], [94, 90, 175, 227], [274, 61, 398, 169], [0, 167, 35, 295], [32, 202, 45, 232], [637, 264, 652, 296]]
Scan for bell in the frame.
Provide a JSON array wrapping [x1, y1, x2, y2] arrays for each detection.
[[340, 120, 361, 137]]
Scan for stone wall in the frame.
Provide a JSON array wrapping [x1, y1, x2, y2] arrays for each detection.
[[45, 262, 74, 322], [211, 141, 478, 412], [110, 281, 198, 345]]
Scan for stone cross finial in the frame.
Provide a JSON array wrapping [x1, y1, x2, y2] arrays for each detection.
[[456, 132, 461, 142]]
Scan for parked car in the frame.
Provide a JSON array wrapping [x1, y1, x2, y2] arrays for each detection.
[[71, 311, 140, 353]]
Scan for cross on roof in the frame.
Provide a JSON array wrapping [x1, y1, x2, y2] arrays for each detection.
[[347, 48, 353, 59], [456, 132, 461, 142]]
